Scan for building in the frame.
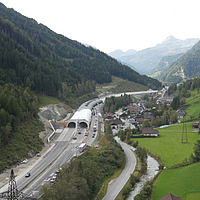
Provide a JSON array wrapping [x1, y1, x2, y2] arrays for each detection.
[[192, 121, 200, 129], [105, 112, 114, 120], [120, 113, 127, 118], [143, 111, 153, 121], [160, 193, 181, 200], [176, 109, 186, 119], [136, 118, 144, 126], [108, 119, 122, 129], [128, 116, 136, 123], [67, 99, 103, 129], [141, 127, 159, 137]]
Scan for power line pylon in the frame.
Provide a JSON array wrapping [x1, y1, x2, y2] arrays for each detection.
[[8, 169, 19, 200], [182, 119, 188, 143]]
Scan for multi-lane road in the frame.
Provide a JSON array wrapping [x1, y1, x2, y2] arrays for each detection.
[[0, 102, 136, 200], [0, 110, 99, 198]]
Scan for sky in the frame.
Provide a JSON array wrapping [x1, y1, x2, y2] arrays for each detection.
[[1, 0, 200, 53]]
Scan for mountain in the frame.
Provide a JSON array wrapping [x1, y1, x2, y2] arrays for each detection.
[[159, 40, 200, 83], [148, 53, 184, 79], [108, 49, 137, 59], [0, 3, 161, 100], [116, 36, 199, 75], [108, 50, 140, 73]]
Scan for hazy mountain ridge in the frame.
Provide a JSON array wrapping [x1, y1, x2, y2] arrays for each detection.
[[109, 36, 199, 75], [159, 40, 200, 83], [148, 53, 184, 78], [108, 49, 137, 59]]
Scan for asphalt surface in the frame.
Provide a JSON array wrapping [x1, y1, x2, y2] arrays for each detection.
[[102, 140, 137, 200], [0, 102, 134, 199], [0, 128, 84, 196]]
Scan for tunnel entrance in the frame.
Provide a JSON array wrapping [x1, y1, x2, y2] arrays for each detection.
[[68, 122, 76, 128], [79, 122, 88, 128]]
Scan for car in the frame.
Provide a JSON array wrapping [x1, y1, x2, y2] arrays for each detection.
[[73, 136, 77, 140], [78, 131, 81, 134], [36, 153, 41, 157], [92, 134, 95, 138], [25, 172, 31, 178]]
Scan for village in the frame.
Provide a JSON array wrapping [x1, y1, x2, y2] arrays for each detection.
[[103, 86, 198, 138]]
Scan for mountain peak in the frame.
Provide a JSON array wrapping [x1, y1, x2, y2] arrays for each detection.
[[166, 35, 177, 40], [161, 36, 179, 44]]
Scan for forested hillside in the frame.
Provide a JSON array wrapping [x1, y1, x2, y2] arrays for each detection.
[[160, 40, 200, 83], [0, 2, 161, 101], [0, 83, 44, 171], [148, 53, 184, 78]]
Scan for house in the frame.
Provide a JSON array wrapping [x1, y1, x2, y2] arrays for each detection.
[[176, 109, 186, 119], [136, 118, 144, 126], [192, 121, 200, 129], [160, 193, 181, 200], [141, 127, 159, 137], [140, 99, 147, 106], [120, 112, 127, 118], [143, 111, 153, 121], [128, 116, 136, 123], [129, 106, 143, 116], [105, 113, 114, 120], [108, 119, 122, 129], [160, 96, 174, 105]]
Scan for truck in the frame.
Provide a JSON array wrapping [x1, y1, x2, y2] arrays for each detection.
[[79, 143, 86, 153]]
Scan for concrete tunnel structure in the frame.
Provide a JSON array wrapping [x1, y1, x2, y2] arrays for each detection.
[[67, 99, 103, 129]]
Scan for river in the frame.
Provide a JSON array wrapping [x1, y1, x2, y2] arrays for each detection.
[[127, 153, 159, 199], [115, 137, 160, 200]]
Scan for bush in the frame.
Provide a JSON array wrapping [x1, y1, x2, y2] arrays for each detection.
[[130, 174, 139, 187], [122, 185, 132, 197]]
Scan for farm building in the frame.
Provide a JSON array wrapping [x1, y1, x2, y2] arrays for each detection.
[[160, 193, 181, 200], [141, 127, 159, 137]]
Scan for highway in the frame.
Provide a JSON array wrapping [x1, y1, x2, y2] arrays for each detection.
[[23, 127, 86, 197], [21, 105, 100, 198], [0, 127, 87, 198], [102, 139, 137, 200], [1, 100, 134, 200]]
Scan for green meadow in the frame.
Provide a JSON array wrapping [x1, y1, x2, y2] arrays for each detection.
[[38, 94, 60, 107], [152, 162, 200, 200], [131, 122, 200, 167], [184, 89, 200, 121]]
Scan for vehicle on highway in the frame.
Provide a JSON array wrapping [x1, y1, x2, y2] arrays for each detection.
[[73, 136, 77, 140], [79, 143, 86, 153], [93, 125, 97, 132], [85, 132, 89, 136], [25, 172, 31, 178], [50, 177, 56, 183], [21, 159, 28, 164]]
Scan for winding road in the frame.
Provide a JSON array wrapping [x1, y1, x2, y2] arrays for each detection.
[[102, 139, 137, 200]]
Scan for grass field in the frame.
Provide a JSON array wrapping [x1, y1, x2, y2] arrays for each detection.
[[183, 89, 200, 121], [131, 122, 200, 167], [151, 162, 200, 200], [96, 75, 148, 93], [38, 94, 60, 107]]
